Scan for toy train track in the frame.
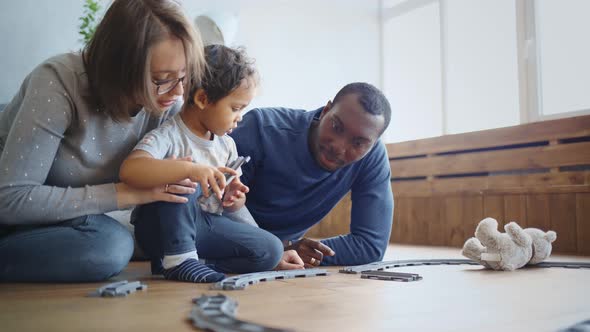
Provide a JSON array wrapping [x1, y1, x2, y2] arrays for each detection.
[[212, 268, 329, 290], [190, 294, 292, 332], [88, 280, 148, 297], [339, 259, 590, 274]]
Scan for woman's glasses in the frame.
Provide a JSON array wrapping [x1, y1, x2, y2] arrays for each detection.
[[152, 76, 186, 95]]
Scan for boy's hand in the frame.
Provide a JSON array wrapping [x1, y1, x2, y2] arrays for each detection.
[[222, 177, 249, 207], [189, 164, 237, 200], [274, 250, 305, 270]]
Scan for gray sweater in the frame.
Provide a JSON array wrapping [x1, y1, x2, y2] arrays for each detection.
[[0, 53, 179, 225]]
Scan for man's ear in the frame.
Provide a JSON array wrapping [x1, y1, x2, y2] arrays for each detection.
[[320, 100, 333, 119], [193, 89, 209, 109]]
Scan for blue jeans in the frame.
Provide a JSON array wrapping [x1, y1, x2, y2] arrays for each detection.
[[0, 214, 133, 282], [134, 190, 283, 274]]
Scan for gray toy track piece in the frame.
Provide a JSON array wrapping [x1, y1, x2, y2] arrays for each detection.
[[558, 319, 590, 332], [190, 294, 293, 332], [88, 280, 147, 297], [361, 270, 423, 282], [340, 259, 479, 274], [535, 261, 590, 269], [340, 259, 590, 274], [224, 156, 251, 185], [212, 268, 329, 290]]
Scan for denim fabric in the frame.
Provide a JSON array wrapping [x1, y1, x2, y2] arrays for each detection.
[[0, 214, 133, 282], [134, 189, 283, 274]]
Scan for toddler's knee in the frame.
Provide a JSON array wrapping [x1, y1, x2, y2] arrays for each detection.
[[146, 191, 200, 214], [250, 234, 283, 272]]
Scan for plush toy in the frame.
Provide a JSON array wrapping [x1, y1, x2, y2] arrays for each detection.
[[461, 217, 557, 271]]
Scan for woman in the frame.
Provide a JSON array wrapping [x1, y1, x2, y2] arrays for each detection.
[[0, 0, 203, 282]]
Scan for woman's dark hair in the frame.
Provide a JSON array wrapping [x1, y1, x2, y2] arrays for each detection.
[[188, 45, 258, 105], [83, 0, 204, 121]]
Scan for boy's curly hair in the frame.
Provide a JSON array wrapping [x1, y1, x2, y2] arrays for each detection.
[[188, 45, 258, 105]]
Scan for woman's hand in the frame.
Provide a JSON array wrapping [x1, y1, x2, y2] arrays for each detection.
[[274, 250, 305, 270], [188, 164, 237, 200], [164, 156, 198, 194], [116, 155, 198, 208], [115, 182, 193, 209], [162, 178, 197, 195]]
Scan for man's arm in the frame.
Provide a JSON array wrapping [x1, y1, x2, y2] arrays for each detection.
[[321, 142, 394, 266]]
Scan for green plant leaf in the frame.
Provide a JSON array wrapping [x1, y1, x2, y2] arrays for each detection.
[[78, 0, 102, 44]]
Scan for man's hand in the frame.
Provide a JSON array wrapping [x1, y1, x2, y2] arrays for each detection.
[[274, 250, 305, 270], [286, 238, 335, 268]]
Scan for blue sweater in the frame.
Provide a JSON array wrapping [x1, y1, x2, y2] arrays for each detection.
[[230, 107, 394, 265]]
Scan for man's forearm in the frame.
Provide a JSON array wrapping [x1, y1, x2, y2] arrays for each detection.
[[320, 233, 387, 266]]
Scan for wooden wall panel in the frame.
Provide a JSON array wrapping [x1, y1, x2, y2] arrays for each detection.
[[309, 194, 352, 239], [315, 191, 586, 255], [463, 196, 484, 244], [323, 195, 351, 237], [305, 222, 322, 238], [577, 193, 590, 255], [503, 195, 528, 227], [391, 197, 411, 244], [391, 172, 590, 197], [392, 196, 442, 246], [391, 142, 590, 178], [390, 198, 401, 243], [388, 114, 590, 157], [426, 197, 446, 246], [443, 197, 463, 247], [411, 198, 430, 245], [549, 194, 577, 253], [443, 196, 483, 247], [309, 115, 590, 255], [484, 195, 505, 227], [526, 194, 551, 231]]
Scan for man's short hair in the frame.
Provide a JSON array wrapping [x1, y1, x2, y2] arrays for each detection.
[[333, 82, 391, 135]]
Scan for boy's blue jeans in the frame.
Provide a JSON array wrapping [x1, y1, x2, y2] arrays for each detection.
[[133, 188, 283, 274], [0, 214, 133, 282]]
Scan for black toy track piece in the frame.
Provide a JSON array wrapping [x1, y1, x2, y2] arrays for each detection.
[[361, 270, 423, 282]]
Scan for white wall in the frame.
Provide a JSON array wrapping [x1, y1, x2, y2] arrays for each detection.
[[4, 0, 583, 145], [0, 0, 85, 103], [381, 0, 521, 142], [535, 0, 590, 116], [382, 1, 443, 143], [1, 0, 381, 115], [443, 0, 520, 134], [183, 0, 381, 111]]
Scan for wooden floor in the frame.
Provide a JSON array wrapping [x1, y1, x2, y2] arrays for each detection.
[[1, 245, 589, 332]]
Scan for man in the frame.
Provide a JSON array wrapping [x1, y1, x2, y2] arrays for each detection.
[[229, 82, 393, 266]]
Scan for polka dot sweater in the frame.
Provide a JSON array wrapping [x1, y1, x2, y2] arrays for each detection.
[[0, 53, 179, 225]]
